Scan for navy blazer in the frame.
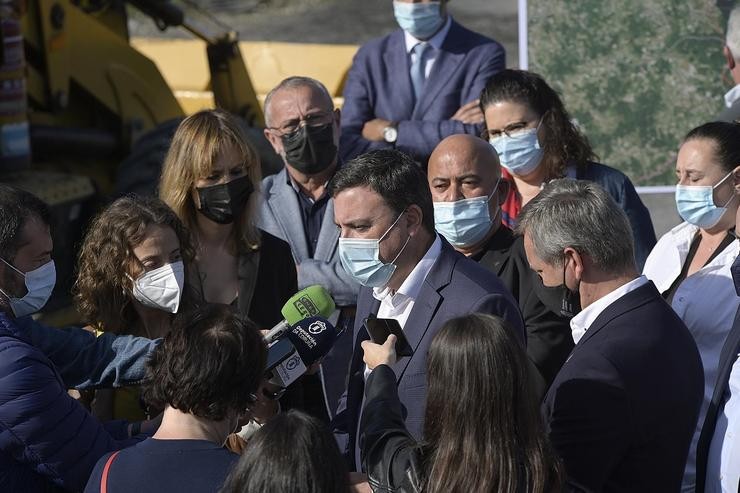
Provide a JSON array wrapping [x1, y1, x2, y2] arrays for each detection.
[[332, 238, 524, 470], [695, 305, 740, 493], [543, 281, 703, 492], [339, 19, 505, 165]]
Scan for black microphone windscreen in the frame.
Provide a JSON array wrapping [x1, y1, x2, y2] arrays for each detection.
[[286, 316, 337, 364]]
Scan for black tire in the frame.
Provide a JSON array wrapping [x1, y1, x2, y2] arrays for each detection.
[[115, 117, 183, 198], [114, 117, 283, 198]]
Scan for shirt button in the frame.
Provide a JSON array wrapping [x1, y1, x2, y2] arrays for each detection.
[[679, 297, 685, 302]]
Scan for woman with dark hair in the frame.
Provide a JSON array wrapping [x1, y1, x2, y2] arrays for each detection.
[[479, 69, 656, 268], [85, 304, 267, 493], [221, 410, 352, 493], [360, 313, 562, 493], [643, 121, 740, 491], [75, 195, 196, 420]]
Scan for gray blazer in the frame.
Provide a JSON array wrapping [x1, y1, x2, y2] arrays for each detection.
[[718, 97, 740, 122], [258, 168, 359, 307]]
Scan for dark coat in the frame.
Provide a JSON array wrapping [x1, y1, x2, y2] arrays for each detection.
[[476, 226, 573, 387], [0, 312, 138, 492], [542, 282, 703, 492]]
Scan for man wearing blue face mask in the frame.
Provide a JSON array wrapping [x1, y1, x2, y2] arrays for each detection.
[[329, 149, 524, 472], [427, 134, 573, 388], [339, 0, 505, 166], [0, 184, 161, 492]]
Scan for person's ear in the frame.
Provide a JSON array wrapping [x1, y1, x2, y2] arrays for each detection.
[[725, 46, 736, 71], [732, 165, 740, 192], [404, 204, 423, 237], [563, 247, 584, 283], [263, 128, 283, 156], [496, 178, 510, 207]]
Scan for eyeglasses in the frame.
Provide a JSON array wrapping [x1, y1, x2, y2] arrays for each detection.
[[481, 117, 543, 141], [267, 111, 333, 135], [247, 385, 286, 406]]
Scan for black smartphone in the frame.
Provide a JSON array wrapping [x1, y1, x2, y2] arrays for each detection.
[[363, 317, 414, 357]]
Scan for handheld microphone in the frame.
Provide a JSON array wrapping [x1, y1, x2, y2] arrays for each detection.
[[263, 285, 336, 344], [266, 316, 338, 388]]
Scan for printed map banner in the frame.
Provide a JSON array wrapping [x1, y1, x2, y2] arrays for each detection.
[[528, 0, 730, 185]]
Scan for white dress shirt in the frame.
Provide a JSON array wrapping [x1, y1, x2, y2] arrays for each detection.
[[706, 353, 740, 493], [724, 84, 740, 109], [355, 235, 443, 470], [403, 16, 452, 79], [569, 276, 649, 345], [643, 221, 740, 492]]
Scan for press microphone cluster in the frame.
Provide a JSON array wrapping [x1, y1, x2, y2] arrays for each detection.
[[263, 285, 336, 344], [265, 316, 338, 388]]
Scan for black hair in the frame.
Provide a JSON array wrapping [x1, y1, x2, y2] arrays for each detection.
[[142, 304, 267, 421], [330, 149, 435, 234], [0, 184, 51, 262], [221, 410, 351, 493], [479, 69, 596, 178], [683, 121, 740, 173]]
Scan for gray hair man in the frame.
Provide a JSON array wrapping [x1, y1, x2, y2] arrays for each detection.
[[259, 76, 359, 419], [518, 179, 703, 491], [720, 5, 740, 122]]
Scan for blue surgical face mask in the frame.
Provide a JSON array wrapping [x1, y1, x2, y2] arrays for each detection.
[[489, 121, 544, 176], [0, 258, 56, 317], [393, 1, 445, 40], [338, 212, 411, 288], [433, 179, 500, 247], [675, 170, 736, 229]]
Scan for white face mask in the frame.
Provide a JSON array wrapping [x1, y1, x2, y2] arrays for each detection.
[[130, 261, 184, 314], [0, 258, 56, 318]]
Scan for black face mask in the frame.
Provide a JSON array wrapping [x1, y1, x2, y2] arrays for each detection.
[[280, 122, 337, 175], [195, 175, 254, 225], [535, 264, 581, 318]]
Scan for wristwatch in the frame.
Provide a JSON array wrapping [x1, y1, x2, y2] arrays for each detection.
[[383, 123, 398, 144]]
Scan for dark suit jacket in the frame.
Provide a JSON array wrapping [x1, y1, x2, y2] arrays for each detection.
[[332, 238, 524, 470], [476, 227, 573, 388], [695, 304, 740, 493], [339, 19, 505, 165], [543, 282, 703, 492]]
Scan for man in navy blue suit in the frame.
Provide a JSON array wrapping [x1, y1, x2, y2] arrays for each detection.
[[330, 149, 524, 471], [339, 0, 506, 165], [517, 179, 704, 492]]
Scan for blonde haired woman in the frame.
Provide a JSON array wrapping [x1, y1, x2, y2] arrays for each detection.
[[159, 109, 297, 329]]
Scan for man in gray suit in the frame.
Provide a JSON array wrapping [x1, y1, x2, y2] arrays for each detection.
[[259, 76, 360, 418], [720, 6, 740, 123]]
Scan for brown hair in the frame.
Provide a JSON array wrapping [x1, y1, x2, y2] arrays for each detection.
[[143, 304, 267, 421], [159, 109, 262, 253], [423, 314, 563, 493], [74, 196, 195, 334], [480, 69, 597, 179]]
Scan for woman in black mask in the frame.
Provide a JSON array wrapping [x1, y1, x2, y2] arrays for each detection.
[[159, 109, 297, 330]]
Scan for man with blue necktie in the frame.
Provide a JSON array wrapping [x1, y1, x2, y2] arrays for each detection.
[[339, 0, 505, 166]]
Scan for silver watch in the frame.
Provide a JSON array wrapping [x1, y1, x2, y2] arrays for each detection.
[[383, 124, 398, 144]]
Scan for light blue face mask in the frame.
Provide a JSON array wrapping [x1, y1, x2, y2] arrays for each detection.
[[675, 170, 736, 229], [338, 212, 411, 288], [433, 179, 500, 247], [393, 1, 445, 40], [489, 121, 544, 176]]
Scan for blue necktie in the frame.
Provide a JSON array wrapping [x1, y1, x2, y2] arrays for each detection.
[[410, 43, 429, 102]]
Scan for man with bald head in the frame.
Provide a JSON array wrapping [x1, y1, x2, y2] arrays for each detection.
[[428, 134, 572, 386], [259, 76, 360, 420]]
